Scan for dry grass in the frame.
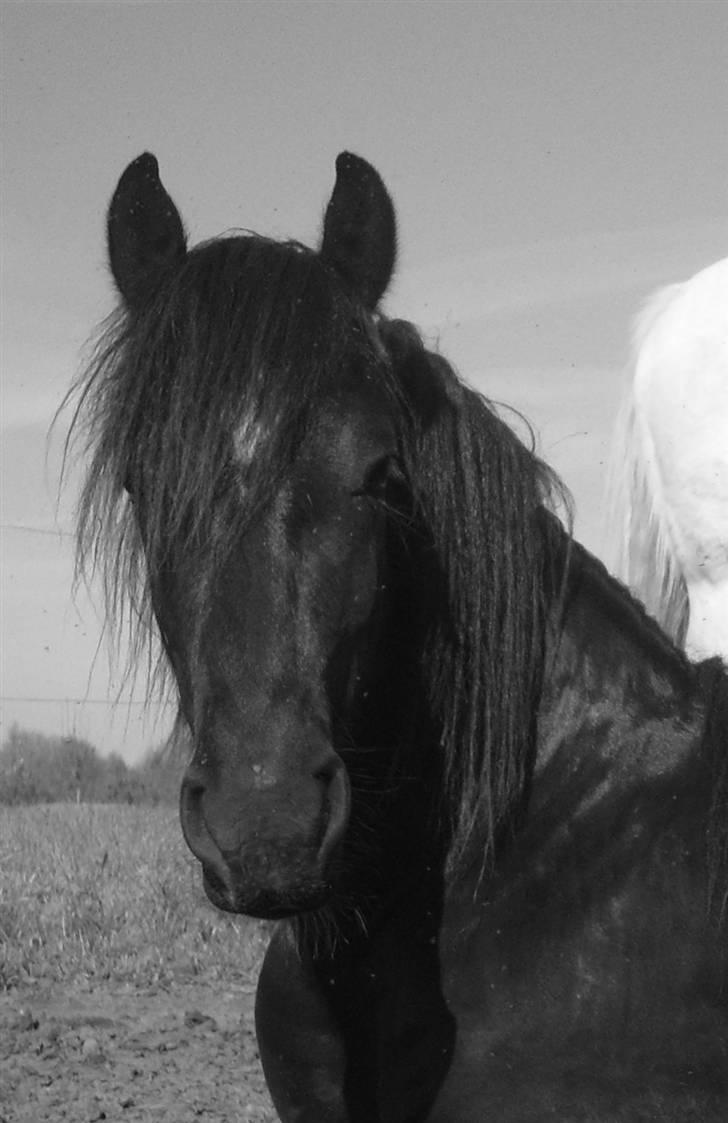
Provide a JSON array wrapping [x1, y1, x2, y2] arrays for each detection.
[[0, 802, 271, 990]]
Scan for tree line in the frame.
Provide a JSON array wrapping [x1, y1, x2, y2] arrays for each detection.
[[0, 723, 188, 805]]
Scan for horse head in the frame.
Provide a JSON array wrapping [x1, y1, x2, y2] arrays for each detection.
[[103, 153, 414, 918], [78, 150, 559, 920]]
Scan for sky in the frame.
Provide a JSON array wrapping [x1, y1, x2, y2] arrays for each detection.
[[2, 0, 727, 762]]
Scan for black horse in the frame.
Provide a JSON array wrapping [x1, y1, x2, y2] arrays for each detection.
[[73, 152, 728, 1120]]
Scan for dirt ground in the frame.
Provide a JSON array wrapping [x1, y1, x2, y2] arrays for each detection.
[[0, 974, 278, 1122]]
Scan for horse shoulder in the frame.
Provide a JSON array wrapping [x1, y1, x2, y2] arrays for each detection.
[[255, 924, 349, 1122]]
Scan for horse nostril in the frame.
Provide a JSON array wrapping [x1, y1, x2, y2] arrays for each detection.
[[179, 770, 228, 879], [314, 754, 351, 868], [181, 759, 207, 797], [179, 771, 204, 828], [313, 752, 342, 787]]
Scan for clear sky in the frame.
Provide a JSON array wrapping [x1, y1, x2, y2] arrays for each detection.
[[2, 0, 727, 761]]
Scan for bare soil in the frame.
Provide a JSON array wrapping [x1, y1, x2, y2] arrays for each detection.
[[0, 973, 277, 1122]]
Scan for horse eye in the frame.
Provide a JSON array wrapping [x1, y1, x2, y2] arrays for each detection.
[[352, 456, 405, 501]]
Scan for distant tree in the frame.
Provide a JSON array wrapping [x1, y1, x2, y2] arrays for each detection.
[[137, 719, 190, 805], [0, 722, 189, 805], [93, 751, 139, 803], [0, 724, 77, 803], [0, 725, 37, 803], [60, 736, 104, 801]]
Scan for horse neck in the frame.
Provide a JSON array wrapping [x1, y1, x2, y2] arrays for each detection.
[[536, 540, 708, 779], [513, 538, 728, 933]]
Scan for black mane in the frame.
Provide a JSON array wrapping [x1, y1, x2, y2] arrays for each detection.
[[381, 320, 571, 868]]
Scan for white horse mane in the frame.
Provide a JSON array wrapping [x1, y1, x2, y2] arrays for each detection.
[[606, 284, 689, 643], [606, 257, 728, 660]]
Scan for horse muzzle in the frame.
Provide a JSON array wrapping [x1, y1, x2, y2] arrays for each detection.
[[179, 750, 351, 918]]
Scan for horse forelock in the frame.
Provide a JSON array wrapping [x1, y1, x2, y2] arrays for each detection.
[[70, 234, 381, 686]]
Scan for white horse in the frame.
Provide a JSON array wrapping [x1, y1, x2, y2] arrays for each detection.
[[607, 256, 728, 662]]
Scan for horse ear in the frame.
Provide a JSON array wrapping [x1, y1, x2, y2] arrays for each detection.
[[320, 152, 396, 309], [107, 153, 187, 310]]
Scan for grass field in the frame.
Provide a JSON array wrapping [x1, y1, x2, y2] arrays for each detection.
[[0, 804, 278, 1121], [0, 802, 270, 991]]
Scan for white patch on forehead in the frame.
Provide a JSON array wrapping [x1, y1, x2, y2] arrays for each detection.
[[233, 413, 268, 468]]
